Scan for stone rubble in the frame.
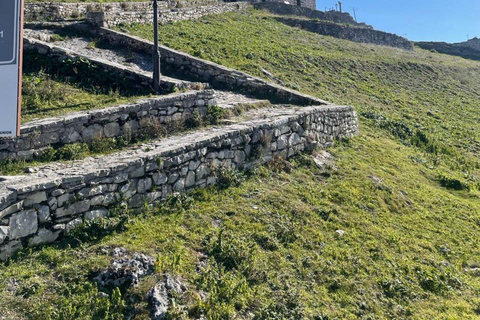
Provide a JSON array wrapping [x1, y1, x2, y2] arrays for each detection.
[[94, 247, 155, 288]]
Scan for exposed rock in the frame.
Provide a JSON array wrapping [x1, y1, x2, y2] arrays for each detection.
[[0, 240, 23, 261], [23, 192, 47, 207], [147, 274, 187, 320], [0, 226, 9, 244], [313, 150, 337, 171], [28, 228, 62, 246], [95, 248, 155, 288], [85, 209, 109, 221], [9, 210, 38, 239], [369, 175, 392, 193], [335, 229, 346, 237]]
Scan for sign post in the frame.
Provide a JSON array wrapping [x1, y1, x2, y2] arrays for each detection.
[[0, 0, 24, 137]]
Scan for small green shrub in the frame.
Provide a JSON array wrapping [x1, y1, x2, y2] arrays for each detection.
[[214, 166, 245, 189], [206, 105, 226, 125], [57, 143, 89, 160], [185, 110, 203, 128]]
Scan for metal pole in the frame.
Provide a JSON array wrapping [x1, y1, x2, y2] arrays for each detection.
[[153, 0, 161, 92]]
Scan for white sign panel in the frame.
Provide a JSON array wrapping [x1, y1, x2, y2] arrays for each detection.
[[0, 0, 23, 137]]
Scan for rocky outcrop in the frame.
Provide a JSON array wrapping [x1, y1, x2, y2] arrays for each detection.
[[148, 275, 187, 320]]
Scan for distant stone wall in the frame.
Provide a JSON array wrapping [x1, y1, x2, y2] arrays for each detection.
[[92, 27, 329, 106], [416, 40, 480, 61], [276, 17, 413, 50], [0, 90, 215, 162], [24, 2, 166, 22], [87, 2, 250, 27], [254, 2, 362, 26], [297, 0, 316, 11], [0, 105, 358, 260]]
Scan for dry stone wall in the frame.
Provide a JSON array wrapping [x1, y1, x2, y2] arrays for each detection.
[[0, 91, 215, 162], [25, 1, 167, 22], [87, 2, 250, 27], [276, 17, 413, 50], [0, 105, 358, 259], [92, 27, 329, 106], [254, 2, 361, 25], [23, 36, 193, 93]]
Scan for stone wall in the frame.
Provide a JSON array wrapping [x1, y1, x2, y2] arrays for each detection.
[[87, 2, 250, 27], [24, 1, 166, 22], [92, 27, 329, 106], [416, 38, 480, 62], [254, 2, 362, 26], [23, 36, 192, 93], [0, 105, 358, 259], [276, 17, 413, 51], [0, 90, 215, 162], [297, 0, 316, 11]]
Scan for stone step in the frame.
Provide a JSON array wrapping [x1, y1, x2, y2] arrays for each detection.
[[0, 104, 358, 259], [0, 87, 281, 164], [24, 35, 199, 93]]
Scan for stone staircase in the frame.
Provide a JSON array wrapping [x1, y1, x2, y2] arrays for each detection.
[[0, 21, 358, 259]]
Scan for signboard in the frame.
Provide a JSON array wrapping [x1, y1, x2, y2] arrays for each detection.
[[0, 0, 23, 137]]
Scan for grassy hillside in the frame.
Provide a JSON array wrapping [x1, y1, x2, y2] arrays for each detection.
[[2, 9, 480, 320]]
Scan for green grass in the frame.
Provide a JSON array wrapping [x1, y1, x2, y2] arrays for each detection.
[[21, 51, 150, 122], [2, 8, 480, 320], [21, 70, 137, 123]]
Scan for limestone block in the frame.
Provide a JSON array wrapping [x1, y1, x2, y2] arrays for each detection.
[[28, 229, 61, 246], [37, 205, 51, 223], [0, 201, 23, 219], [85, 209, 109, 221], [9, 210, 38, 239], [66, 218, 83, 232], [104, 122, 121, 138], [82, 124, 103, 142], [0, 226, 9, 244], [185, 171, 196, 188], [55, 200, 90, 218], [137, 178, 153, 194], [0, 240, 22, 261]]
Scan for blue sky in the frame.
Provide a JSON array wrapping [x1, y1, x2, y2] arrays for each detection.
[[318, 0, 480, 43]]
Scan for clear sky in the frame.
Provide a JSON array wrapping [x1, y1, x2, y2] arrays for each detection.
[[317, 0, 480, 43]]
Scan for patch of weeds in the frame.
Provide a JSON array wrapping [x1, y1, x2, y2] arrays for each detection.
[[156, 192, 194, 215], [64, 206, 130, 247], [193, 261, 253, 320], [185, 110, 203, 129], [415, 266, 462, 295], [206, 105, 227, 125], [57, 143, 90, 161], [254, 285, 307, 320], [266, 155, 294, 173], [267, 212, 298, 245], [254, 232, 280, 251], [207, 229, 257, 273], [214, 166, 245, 189]]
